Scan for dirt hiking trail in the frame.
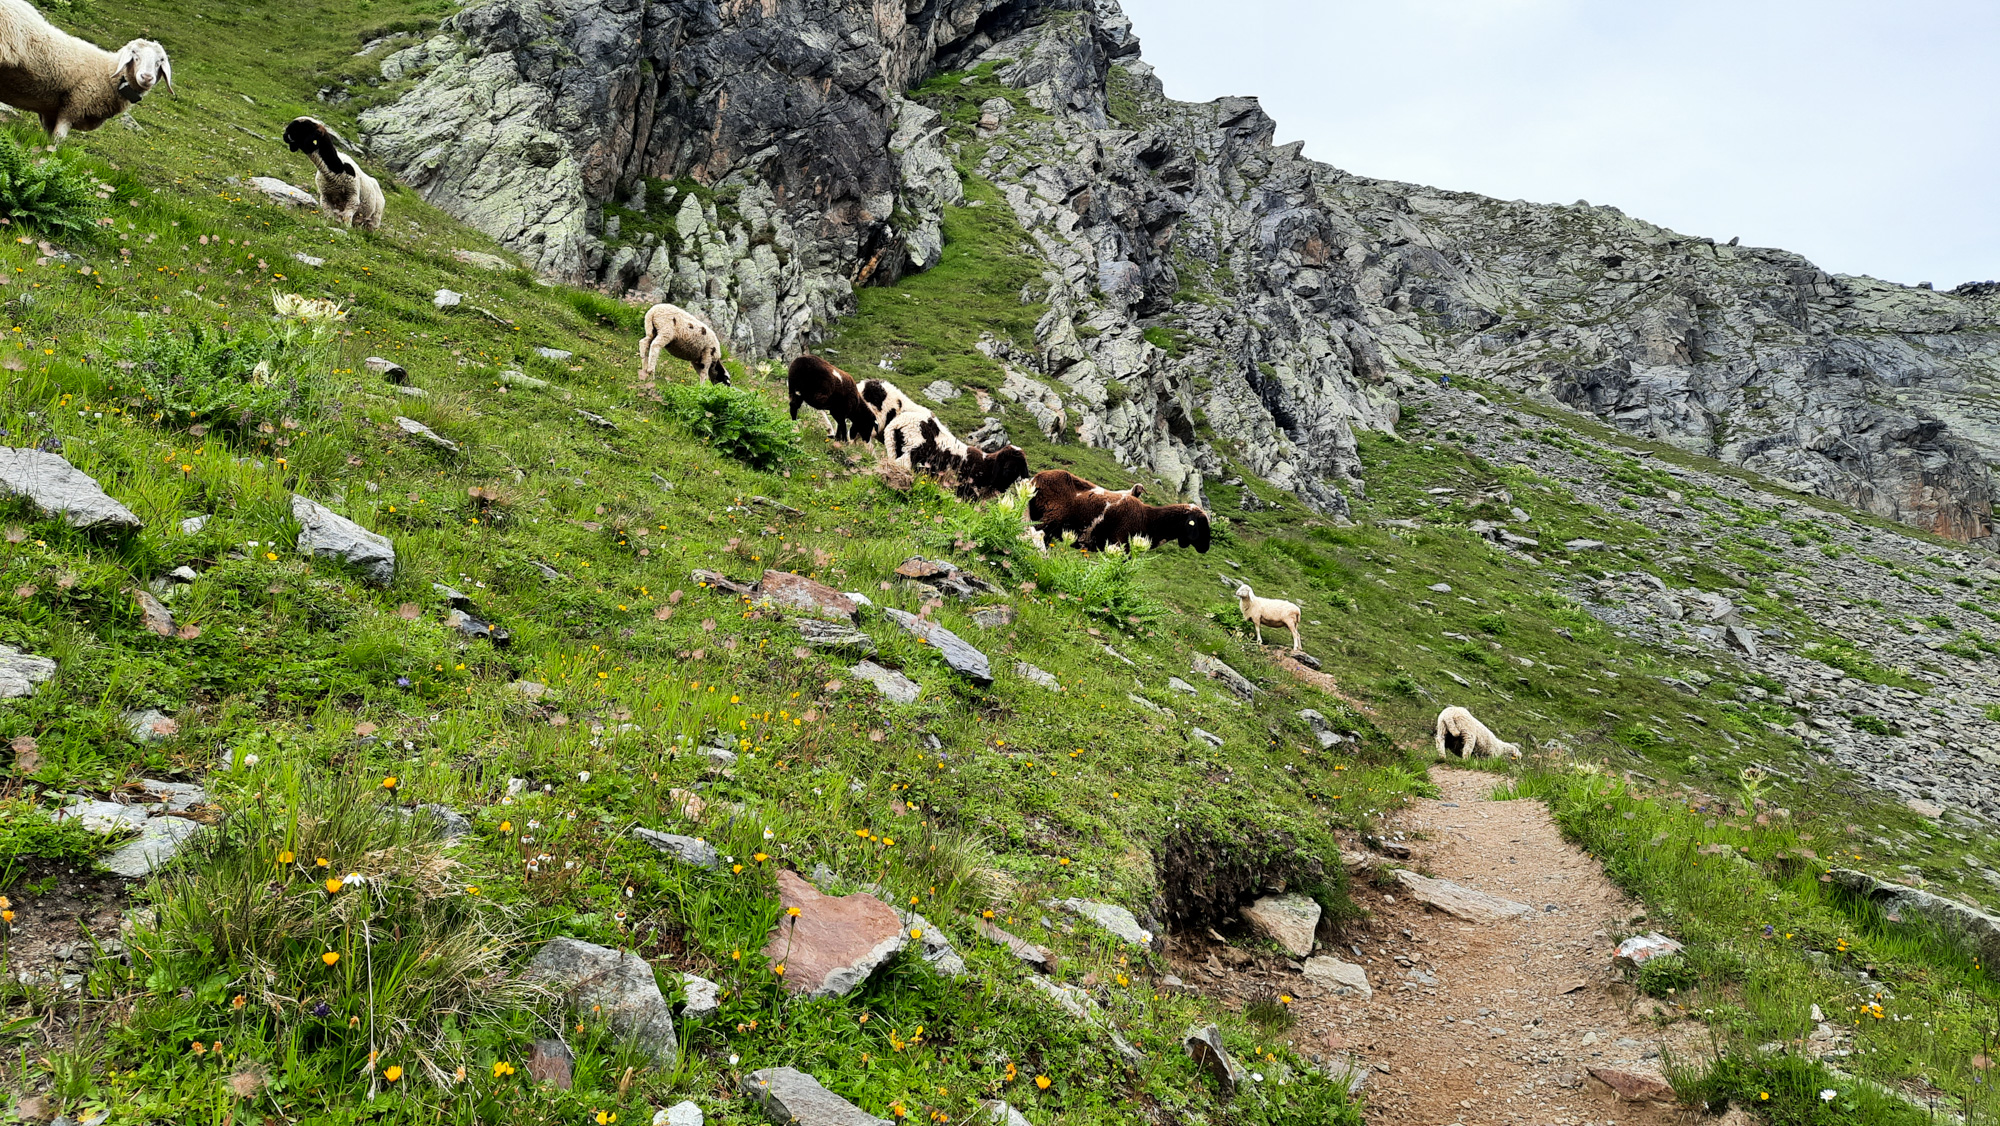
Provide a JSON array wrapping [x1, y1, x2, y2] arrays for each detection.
[[1178, 767, 1710, 1125]]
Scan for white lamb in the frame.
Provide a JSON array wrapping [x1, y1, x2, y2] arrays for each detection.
[[282, 117, 384, 230], [1434, 706, 1522, 759], [0, 0, 171, 142], [1235, 583, 1303, 652], [638, 303, 729, 384]]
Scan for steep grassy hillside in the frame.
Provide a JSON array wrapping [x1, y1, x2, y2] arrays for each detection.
[[0, 2, 1996, 1125]]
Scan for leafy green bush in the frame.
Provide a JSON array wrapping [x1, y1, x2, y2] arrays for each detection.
[[115, 319, 325, 435], [657, 382, 799, 470], [0, 129, 103, 240], [1030, 538, 1161, 622]]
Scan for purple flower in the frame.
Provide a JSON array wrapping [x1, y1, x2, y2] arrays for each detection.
[[1762, 924, 1775, 937], [311, 1001, 330, 1018], [395, 676, 411, 688]]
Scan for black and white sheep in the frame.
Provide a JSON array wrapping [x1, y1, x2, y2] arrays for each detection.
[[0, 0, 171, 141], [1028, 468, 1210, 552], [880, 399, 1031, 498], [282, 117, 384, 230], [1235, 584, 1303, 652], [1434, 706, 1521, 759], [787, 355, 875, 442], [858, 377, 920, 438], [638, 303, 729, 385]]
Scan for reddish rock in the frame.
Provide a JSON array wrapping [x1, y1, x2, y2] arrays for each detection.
[[973, 916, 1051, 972], [763, 870, 905, 998], [526, 1039, 573, 1089], [758, 570, 859, 622], [1587, 1066, 1675, 1102]]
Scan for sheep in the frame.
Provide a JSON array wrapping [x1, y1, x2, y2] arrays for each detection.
[[638, 303, 729, 385], [282, 117, 384, 230], [858, 377, 920, 438], [1434, 706, 1521, 760], [880, 400, 1032, 498], [787, 355, 874, 442], [1235, 584, 1303, 652], [0, 1, 171, 142], [1028, 468, 1209, 552]]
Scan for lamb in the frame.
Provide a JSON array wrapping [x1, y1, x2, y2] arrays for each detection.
[[1434, 706, 1522, 760], [787, 355, 874, 442], [1235, 584, 1303, 652], [880, 401, 1032, 498], [282, 117, 384, 230], [638, 303, 729, 385], [858, 377, 920, 438], [0, 0, 171, 141], [1027, 468, 1210, 552]]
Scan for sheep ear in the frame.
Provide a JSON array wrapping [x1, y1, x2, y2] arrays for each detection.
[[158, 52, 173, 94]]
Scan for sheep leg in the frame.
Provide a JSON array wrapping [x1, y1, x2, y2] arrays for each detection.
[[43, 113, 66, 143], [1252, 622, 1264, 646], [1288, 621, 1302, 653]]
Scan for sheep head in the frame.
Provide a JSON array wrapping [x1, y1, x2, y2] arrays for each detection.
[[1235, 584, 1253, 600], [283, 117, 354, 177], [113, 41, 172, 101]]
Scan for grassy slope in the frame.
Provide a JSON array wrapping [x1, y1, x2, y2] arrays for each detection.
[[0, 1, 1992, 1123]]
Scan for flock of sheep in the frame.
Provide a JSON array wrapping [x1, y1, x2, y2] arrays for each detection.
[[0, 0, 1522, 758]]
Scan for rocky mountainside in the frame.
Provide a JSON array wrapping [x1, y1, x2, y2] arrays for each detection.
[[357, 0, 2000, 543]]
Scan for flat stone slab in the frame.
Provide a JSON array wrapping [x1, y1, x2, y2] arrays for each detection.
[[522, 937, 677, 1065], [395, 415, 459, 451], [973, 916, 1049, 971], [850, 661, 921, 704], [1301, 955, 1372, 999], [660, 1101, 704, 1126], [103, 815, 201, 877], [1048, 898, 1152, 946], [249, 176, 315, 206], [134, 590, 175, 636], [1027, 977, 1142, 1061], [498, 369, 549, 390], [1587, 1066, 1675, 1102], [292, 495, 396, 585], [0, 644, 57, 698], [55, 799, 148, 835], [633, 828, 719, 869], [795, 618, 876, 656], [138, 779, 207, 812], [741, 1067, 890, 1126], [1831, 868, 2000, 981], [1191, 653, 1257, 699], [972, 605, 1015, 628], [1613, 932, 1684, 968], [893, 556, 999, 599], [883, 608, 993, 685], [763, 870, 905, 999], [1015, 661, 1061, 690], [1243, 893, 1320, 957], [760, 570, 860, 622], [0, 447, 142, 531], [897, 910, 966, 977], [1394, 870, 1533, 923]]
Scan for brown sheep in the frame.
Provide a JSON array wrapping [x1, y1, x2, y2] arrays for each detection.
[[1028, 468, 1210, 552], [787, 355, 874, 442]]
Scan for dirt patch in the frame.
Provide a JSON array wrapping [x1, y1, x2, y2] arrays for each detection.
[[1167, 768, 1715, 1125]]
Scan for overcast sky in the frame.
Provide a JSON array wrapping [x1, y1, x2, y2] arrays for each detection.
[[1119, 0, 1998, 288]]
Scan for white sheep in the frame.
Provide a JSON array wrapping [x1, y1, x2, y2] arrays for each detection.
[[1235, 583, 1303, 652], [0, 0, 171, 141], [282, 117, 384, 230], [1434, 706, 1522, 759], [638, 302, 729, 384]]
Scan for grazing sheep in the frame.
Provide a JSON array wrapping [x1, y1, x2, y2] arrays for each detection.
[[787, 355, 874, 442], [881, 401, 1032, 498], [1434, 706, 1521, 759], [282, 117, 384, 230], [858, 377, 920, 438], [1027, 468, 1209, 552], [1235, 584, 1303, 652], [0, 1, 171, 141], [638, 303, 729, 385]]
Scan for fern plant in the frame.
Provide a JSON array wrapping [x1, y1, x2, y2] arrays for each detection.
[[657, 382, 799, 469], [0, 130, 103, 240]]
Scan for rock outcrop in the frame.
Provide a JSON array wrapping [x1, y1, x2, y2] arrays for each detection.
[[365, 0, 2000, 543]]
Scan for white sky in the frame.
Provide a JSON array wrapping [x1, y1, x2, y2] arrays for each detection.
[[1118, 0, 1999, 288]]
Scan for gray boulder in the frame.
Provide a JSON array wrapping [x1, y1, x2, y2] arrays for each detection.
[[1191, 653, 1258, 699], [632, 827, 719, 869], [883, 608, 993, 685], [850, 661, 922, 704], [0, 644, 57, 698], [292, 495, 396, 585], [1830, 869, 2000, 981], [0, 448, 141, 531], [522, 938, 678, 1065], [102, 816, 201, 878], [795, 619, 877, 656], [1047, 898, 1152, 947], [740, 1068, 889, 1126]]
